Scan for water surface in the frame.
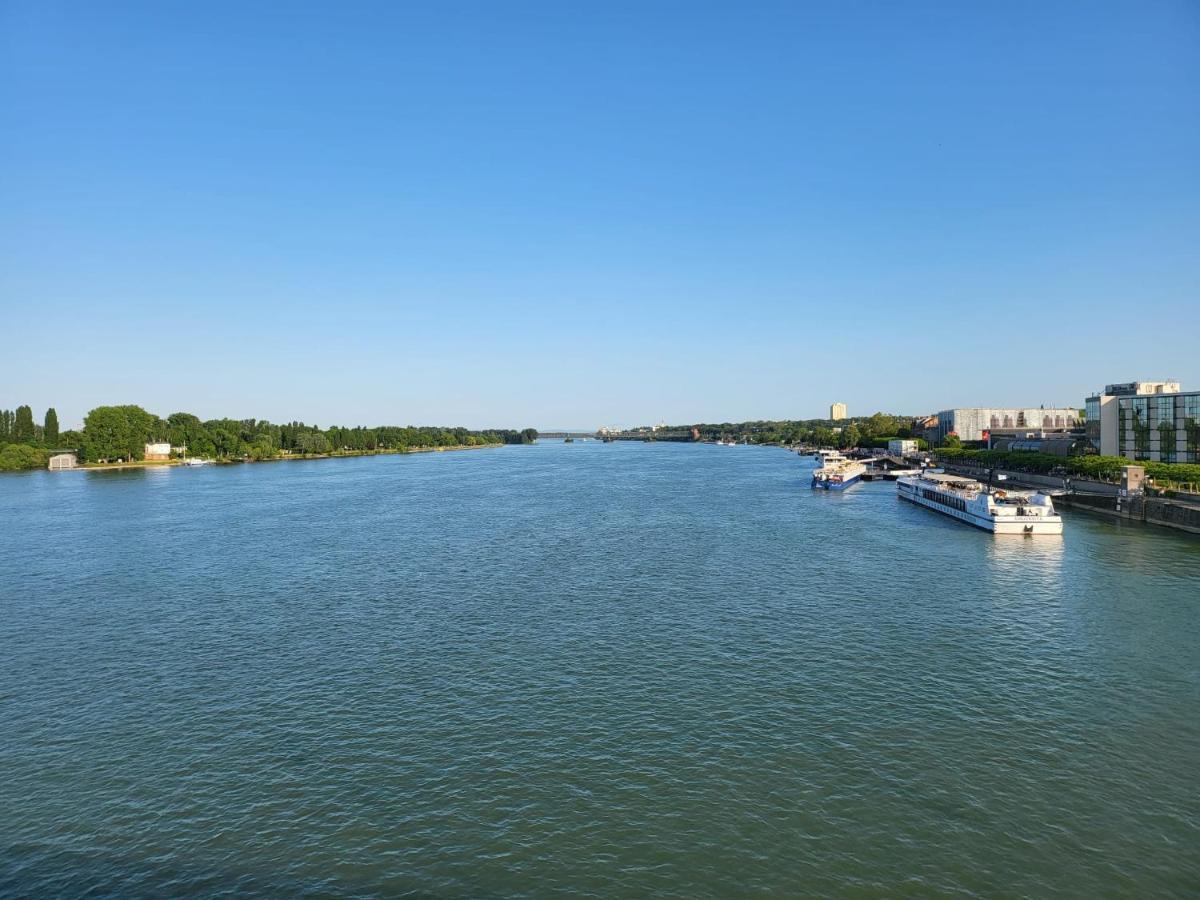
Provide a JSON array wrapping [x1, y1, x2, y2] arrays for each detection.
[[2, 442, 1198, 897]]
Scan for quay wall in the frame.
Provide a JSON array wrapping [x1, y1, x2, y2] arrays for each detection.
[[942, 462, 1200, 537]]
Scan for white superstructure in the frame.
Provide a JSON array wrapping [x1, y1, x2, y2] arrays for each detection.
[[811, 451, 867, 490], [897, 473, 1063, 534]]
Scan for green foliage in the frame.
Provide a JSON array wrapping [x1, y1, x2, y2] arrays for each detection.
[[935, 448, 1200, 485], [43, 408, 60, 446], [13, 406, 35, 444], [0, 443, 49, 471], [0, 410, 12, 442], [941, 433, 962, 449], [66, 403, 533, 464], [81, 405, 163, 462], [294, 431, 331, 455], [677, 413, 916, 447]]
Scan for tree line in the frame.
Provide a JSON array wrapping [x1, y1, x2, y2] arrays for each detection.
[[681, 412, 925, 450], [0, 406, 62, 470], [935, 447, 1200, 488], [0, 403, 537, 470]]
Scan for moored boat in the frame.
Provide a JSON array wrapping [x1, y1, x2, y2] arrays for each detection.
[[897, 472, 1063, 534], [811, 451, 867, 490]]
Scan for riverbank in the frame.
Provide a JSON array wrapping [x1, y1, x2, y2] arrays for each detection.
[[79, 443, 503, 471], [940, 461, 1200, 537]]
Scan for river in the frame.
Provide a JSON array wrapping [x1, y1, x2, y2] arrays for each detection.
[[2, 441, 1197, 897]]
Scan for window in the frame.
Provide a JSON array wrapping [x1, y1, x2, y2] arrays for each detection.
[[1155, 396, 1175, 428], [1184, 396, 1200, 463], [1017, 411, 1026, 427]]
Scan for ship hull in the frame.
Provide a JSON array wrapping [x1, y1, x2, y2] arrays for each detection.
[[811, 472, 862, 490]]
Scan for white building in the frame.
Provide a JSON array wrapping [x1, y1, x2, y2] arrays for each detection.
[[830, 402, 847, 421], [144, 442, 172, 461], [48, 453, 77, 470], [934, 407, 1081, 443], [888, 439, 917, 455]]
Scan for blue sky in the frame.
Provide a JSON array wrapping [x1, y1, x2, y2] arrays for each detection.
[[3, 1, 1197, 430]]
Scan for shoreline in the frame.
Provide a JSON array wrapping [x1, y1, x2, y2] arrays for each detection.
[[77, 443, 504, 471]]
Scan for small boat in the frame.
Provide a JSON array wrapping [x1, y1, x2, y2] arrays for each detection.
[[811, 451, 867, 490], [183, 458, 211, 466]]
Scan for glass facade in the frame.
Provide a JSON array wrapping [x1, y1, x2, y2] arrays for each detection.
[[1085, 397, 1101, 449], [1184, 395, 1200, 463], [1130, 398, 1150, 460], [1154, 396, 1175, 427], [1155, 396, 1176, 462]]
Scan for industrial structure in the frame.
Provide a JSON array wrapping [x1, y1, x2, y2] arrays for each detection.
[[931, 407, 1081, 443]]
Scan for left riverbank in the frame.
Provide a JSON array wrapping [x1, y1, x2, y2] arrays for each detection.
[[0, 402, 539, 472], [78, 443, 504, 471]]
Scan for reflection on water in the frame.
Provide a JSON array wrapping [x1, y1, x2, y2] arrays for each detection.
[[986, 532, 1066, 572]]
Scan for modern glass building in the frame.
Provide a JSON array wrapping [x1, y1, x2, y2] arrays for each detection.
[[1085, 381, 1200, 463]]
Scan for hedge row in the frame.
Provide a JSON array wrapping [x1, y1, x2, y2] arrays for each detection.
[[0, 444, 49, 471], [934, 448, 1200, 485]]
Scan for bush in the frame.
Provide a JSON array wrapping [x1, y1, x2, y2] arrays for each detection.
[[934, 448, 1200, 485], [0, 443, 49, 471]]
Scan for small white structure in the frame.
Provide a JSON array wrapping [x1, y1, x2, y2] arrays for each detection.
[[144, 442, 172, 461], [888, 439, 918, 455], [48, 453, 78, 470]]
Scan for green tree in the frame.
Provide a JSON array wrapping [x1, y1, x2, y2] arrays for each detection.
[[0, 444, 48, 471], [43, 408, 60, 446], [0, 410, 11, 442], [838, 423, 861, 449], [942, 433, 962, 449], [295, 431, 330, 454], [13, 405, 35, 444], [81, 405, 161, 462], [167, 412, 216, 458]]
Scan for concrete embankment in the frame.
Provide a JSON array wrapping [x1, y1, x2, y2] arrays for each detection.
[[941, 462, 1200, 537]]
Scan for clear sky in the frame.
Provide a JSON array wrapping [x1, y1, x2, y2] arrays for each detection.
[[3, 1, 1197, 430]]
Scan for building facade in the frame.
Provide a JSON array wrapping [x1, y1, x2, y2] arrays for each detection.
[[933, 407, 1081, 443], [144, 442, 172, 461], [1085, 381, 1200, 462], [830, 402, 847, 421], [48, 453, 77, 470]]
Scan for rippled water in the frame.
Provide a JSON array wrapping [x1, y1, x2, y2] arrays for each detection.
[[2, 441, 1198, 897]]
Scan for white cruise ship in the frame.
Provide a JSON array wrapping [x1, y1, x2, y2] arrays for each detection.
[[811, 451, 867, 490], [897, 472, 1063, 534]]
